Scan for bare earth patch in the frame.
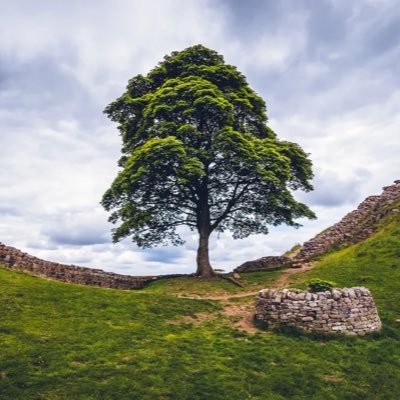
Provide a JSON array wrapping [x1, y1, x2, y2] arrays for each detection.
[[166, 312, 217, 326], [323, 375, 344, 382], [222, 302, 258, 333], [178, 262, 316, 301], [273, 262, 316, 288], [174, 262, 317, 334]]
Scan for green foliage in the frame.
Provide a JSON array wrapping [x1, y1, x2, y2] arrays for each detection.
[[307, 279, 336, 292], [102, 45, 315, 268]]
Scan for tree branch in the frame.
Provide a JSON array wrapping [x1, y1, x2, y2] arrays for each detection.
[[210, 182, 252, 231]]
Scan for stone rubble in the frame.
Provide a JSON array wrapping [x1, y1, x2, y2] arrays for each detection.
[[256, 287, 382, 335]]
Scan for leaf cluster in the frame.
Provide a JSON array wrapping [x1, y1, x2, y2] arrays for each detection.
[[102, 45, 315, 246]]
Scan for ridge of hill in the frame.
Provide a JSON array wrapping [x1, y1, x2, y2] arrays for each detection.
[[235, 179, 400, 273], [295, 179, 400, 260]]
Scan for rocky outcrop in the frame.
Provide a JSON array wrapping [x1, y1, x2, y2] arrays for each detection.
[[0, 242, 185, 289], [234, 256, 294, 273], [256, 287, 381, 335], [296, 180, 400, 260]]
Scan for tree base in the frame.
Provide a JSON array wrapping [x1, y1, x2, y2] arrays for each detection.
[[195, 270, 216, 279]]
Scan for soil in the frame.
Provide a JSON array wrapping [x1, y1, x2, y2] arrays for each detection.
[[175, 262, 316, 334], [166, 312, 216, 326]]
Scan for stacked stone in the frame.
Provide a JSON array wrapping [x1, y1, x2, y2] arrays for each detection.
[[234, 180, 400, 273], [256, 287, 382, 335], [0, 242, 184, 289], [295, 180, 400, 260], [234, 256, 293, 273]]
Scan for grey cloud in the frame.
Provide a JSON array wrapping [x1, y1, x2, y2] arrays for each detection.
[[0, 55, 100, 126], [299, 169, 371, 208], [366, 17, 400, 55], [145, 247, 185, 264], [237, 1, 400, 120], [47, 231, 109, 247], [25, 241, 59, 251], [40, 210, 112, 246], [0, 205, 20, 216], [0, 0, 399, 275], [221, 0, 290, 37]]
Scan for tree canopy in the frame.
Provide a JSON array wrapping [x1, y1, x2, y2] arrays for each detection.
[[101, 45, 315, 277]]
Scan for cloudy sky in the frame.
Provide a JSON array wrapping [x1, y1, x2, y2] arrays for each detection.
[[1, 0, 399, 275]]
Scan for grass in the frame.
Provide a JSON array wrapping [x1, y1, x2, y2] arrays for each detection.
[[287, 207, 400, 331], [142, 270, 283, 296], [1, 209, 400, 398]]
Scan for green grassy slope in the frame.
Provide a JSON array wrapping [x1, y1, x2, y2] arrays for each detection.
[[141, 269, 283, 296], [288, 205, 400, 331], [1, 209, 400, 399]]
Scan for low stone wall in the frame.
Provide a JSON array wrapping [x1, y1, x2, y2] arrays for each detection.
[[234, 256, 293, 273], [256, 287, 381, 335], [0, 242, 185, 290]]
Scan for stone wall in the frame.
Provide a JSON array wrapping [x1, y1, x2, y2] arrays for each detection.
[[0, 242, 185, 290], [236, 180, 400, 273], [234, 256, 294, 273], [256, 287, 381, 335], [296, 180, 400, 260]]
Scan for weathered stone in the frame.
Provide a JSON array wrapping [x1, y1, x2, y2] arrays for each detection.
[[233, 256, 294, 273], [255, 287, 381, 336], [293, 180, 400, 261], [0, 242, 186, 290]]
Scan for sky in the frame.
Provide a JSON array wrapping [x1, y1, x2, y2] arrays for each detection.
[[1, 0, 399, 275]]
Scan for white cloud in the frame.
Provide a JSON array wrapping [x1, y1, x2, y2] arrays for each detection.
[[0, 0, 399, 275], [0, 0, 228, 103]]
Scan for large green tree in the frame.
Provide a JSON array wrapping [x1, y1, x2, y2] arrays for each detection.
[[101, 45, 315, 277]]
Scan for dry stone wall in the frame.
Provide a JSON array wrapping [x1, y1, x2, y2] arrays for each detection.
[[296, 180, 400, 260], [235, 180, 400, 273], [0, 242, 184, 289], [234, 256, 293, 273], [256, 287, 382, 335]]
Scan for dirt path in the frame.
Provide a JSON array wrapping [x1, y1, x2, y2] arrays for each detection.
[[222, 302, 259, 333], [175, 261, 316, 333], [177, 261, 316, 301], [177, 291, 259, 301], [272, 261, 316, 289]]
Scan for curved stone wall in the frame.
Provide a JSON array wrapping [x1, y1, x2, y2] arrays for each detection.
[[256, 287, 381, 335], [0, 242, 185, 290]]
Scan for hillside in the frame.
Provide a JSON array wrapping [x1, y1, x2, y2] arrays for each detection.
[[295, 179, 400, 260], [235, 179, 400, 273], [1, 200, 400, 399]]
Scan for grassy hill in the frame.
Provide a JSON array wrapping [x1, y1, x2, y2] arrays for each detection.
[[1, 208, 400, 399]]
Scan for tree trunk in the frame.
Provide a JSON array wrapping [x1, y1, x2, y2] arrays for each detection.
[[195, 177, 215, 278], [196, 232, 215, 277]]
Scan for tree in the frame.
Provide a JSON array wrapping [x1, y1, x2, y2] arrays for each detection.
[[101, 45, 315, 278]]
